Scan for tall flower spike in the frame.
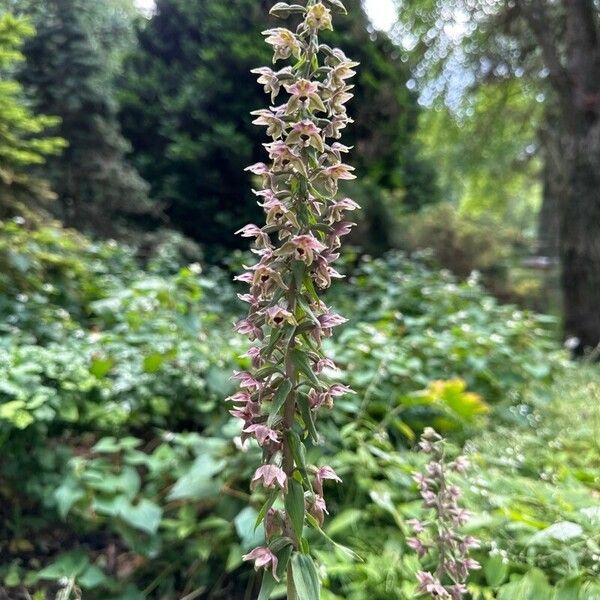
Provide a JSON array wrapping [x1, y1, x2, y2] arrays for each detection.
[[233, 1, 358, 596]]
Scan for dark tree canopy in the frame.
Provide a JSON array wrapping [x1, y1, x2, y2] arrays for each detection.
[[18, 0, 151, 236], [119, 0, 438, 253]]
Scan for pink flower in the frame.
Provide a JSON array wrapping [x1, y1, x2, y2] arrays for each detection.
[[287, 119, 324, 152], [314, 466, 342, 495], [319, 312, 348, 329], [327, 197, 361, 222], [322, 163, 356, 181], [251, 66, 282, 101], [245, 346, 263, 369], [416, 571, 450, 598], [229, 402, 259, 423], [324, 114, 353, 139], [265, 305, 295, 327], [262, 28, 301, 62], [284, 79, 326, 114], [315, 358, 337, 373], [232, 371, 262, 390], [251, 109, 286, 139], [327, 60, 359, 87], [277, 234, 327, 265], [308, 494, 329, 526], [264, 141, 306, 175], [407, 537, 428, 558], [235, 224, 271, 249], [244, 424, 281, 446], [250, 264, 288, 295], [245, 162, 270, 175], [251, 464, 288, 491], [316, 465, 342, 483], [234, 319, 263, 341], [407, 518, 425, 534], [242, 546, 280, 581]]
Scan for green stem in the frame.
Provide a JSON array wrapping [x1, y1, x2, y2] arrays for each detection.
[[287, 562, 299, 600]]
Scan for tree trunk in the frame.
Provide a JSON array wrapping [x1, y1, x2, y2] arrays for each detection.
[[537, 117, 563, 257], [559, 122, 600, 352]]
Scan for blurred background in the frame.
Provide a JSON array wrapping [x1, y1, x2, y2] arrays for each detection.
[[0, 0, 599, 599]]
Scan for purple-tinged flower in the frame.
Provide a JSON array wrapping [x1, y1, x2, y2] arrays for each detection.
[[410, 430, 479, 599], [328, 87, 354, 115], [314, 358, 337, 374], [244, 424, 281, 446], [265, 508, 285, 539], [245, 346, 263, 369], [251, 66, 282, 101], [277, 234, 327, 265], [322, 163, 356, 181], [327, 60, 360, 87], [309, 383, 353, 410], [324, 114, 353, 139], [264, 141, 306, 175], [251, 109, 286, 139], [315, 466, 342, 488], [407, 537, 429, 558], [236, 223, 272, 249], [285, 79, 326, 114], [263, 28, 302, 62], [232, 371, 262, 390], [251, 264, 288, 295], [226, 391, 252, 404], [416, 572, 450, 598], [265, 305, 295, 327], [251, 465, 288, 491], [287, 119, 325, 152], [235, 319, 263, 341], [307, 494, 329, 526], [327, 197, 361, 223], [242, 546, 280, 580]]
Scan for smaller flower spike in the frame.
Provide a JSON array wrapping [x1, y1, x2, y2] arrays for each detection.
[[230, 0, 358, 594], [410, 430, 480, 598]]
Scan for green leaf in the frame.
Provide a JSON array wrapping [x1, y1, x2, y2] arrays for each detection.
[[36, 551, 89, 581], [143, 352, 164, 373], [555, 577, 583, 600], [291, 349, 322, 390], [168, 454, 225, 501], [119, 499, 162, 535], [255, 490, 280, 529], [287, 431, 308, 477], [267, 379, 293, 426], [78, 565, 110, 589], [306, 514, 362, 561], [285, 479, 305, 540], [484, 554, 509, 587], [234, 506, 264, 551], [291, 553, 320, 600], [323, 0, 347, 13], [257, 571, 278, 600], [270, 2, 306, 17], [54, 477, 85, 520], [297, 393, 320, 443], [90, 357, 113, 378]]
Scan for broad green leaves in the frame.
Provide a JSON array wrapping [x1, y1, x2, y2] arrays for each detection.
[[285, 479, 305, 540], [291, 554, 321, 600]]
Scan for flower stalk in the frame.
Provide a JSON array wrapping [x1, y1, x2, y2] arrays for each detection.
[[230, 0, 358, 595]]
